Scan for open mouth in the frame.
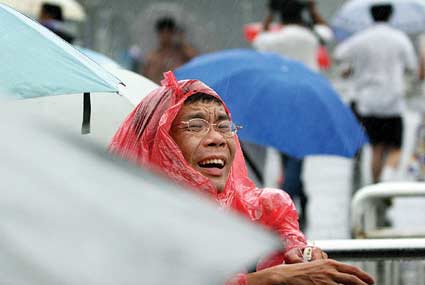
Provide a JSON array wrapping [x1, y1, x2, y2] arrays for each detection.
[[198, 158, 225, 169]]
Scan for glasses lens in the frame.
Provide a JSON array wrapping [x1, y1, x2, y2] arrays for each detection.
[[187, 119, 209, 133], [184, 119, 240, 137], [217, 120, 238, 137]]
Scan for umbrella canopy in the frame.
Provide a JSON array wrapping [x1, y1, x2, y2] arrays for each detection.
[[2, 67, 158, 147], [175, 49, 367, 158], [0, 4, 120, 99], [0, 0, 86, 21], [332, 0, 425, 41], [112, 68, 158, 106], [0, 106, 280, 285], [69, 47, 158, 105], [76, 46, 122, 70]]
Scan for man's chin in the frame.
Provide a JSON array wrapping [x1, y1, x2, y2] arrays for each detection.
[[196, 169, 228, 192], [200, 175, 224, 192], [209, 177, 226, 192]]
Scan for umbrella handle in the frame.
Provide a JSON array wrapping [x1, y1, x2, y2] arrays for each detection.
[[81, 92, 91, 134]]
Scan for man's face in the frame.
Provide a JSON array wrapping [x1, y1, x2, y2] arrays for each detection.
[[170, 100, 236, 192]]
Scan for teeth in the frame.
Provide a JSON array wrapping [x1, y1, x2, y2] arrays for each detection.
[[199, 159, 224, 166]]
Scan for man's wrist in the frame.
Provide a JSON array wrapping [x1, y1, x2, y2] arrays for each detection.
[[246, 268, 284, 285]]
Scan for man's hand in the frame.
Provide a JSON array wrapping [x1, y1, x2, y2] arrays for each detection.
[[246, 259, 375, 285], [284, 246, 328, 264]]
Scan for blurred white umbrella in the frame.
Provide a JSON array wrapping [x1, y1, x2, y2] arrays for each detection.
[[0, 4, 121, 134], [73, 47, 158, 106], [0, 0, 86, 21], [332, 0, 425, 41], [76, 46, 122, 70], [3, 67, 158, 147], [112, 67, 158, 106], [0, 107, 280, 285]]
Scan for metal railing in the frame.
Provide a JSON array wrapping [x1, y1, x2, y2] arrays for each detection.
[[314, 239, 425, 261], [345, 182, 425, 284], [351, 182, 425, 239], [312, 239, 425, 285]]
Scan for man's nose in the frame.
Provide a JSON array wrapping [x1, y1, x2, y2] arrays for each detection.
[[203, 127, 226, 147]]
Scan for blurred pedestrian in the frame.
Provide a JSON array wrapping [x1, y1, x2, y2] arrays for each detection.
[[252, 0, 333, 229], [255, 0, 333, 71], [38, 3, 74, 43], [334, 3, 417, 184], [419, 33, 425, 82], [142, 17, 198, 84]]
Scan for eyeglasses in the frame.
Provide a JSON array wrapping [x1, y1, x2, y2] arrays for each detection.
[[177, 118, 242, 138]]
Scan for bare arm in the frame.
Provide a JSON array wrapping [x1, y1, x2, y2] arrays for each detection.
[[262, 13, 274, 31], [246, 259, 375, 285], [418, 34, 425, 80], [181, 42, 198, 61], [307, 0, 328, 26], [420, 55, 425, 81], [175, 31, 198, 61]]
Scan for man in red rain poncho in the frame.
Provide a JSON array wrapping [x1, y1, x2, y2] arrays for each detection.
[[109, 71, 374, 285]]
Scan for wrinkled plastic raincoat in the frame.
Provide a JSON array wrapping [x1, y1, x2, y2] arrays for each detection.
[[110, 72, 306, 284]]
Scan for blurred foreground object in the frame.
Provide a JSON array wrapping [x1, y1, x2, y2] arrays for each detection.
[[0, 106, 280, 285], [0, 0, 86, 21], [332, 0, 425, 41], [175, 49, 367, 158]]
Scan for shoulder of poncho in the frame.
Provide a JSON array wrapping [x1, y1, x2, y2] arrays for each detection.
[[258, 187, 292, 200], [236, 186, 290, 200]]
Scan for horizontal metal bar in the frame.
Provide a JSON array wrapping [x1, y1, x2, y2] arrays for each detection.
[[312, 239, 425, 261], [351, 182, 425, 238]]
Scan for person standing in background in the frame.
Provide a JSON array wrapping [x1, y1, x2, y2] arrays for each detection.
[[38, 3, 74, 43], [256, 0, 333, 70], [418, 33, 425, 82], [142, 17, 198, 84], [252, 0, 333, 229], [334, 4, 417, 184]]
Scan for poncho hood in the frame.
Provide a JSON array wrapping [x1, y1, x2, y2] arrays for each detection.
[[110, 71, 255, 203], [110, 71, 306, 270]]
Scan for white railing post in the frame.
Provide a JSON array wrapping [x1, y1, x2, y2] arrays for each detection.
[[350, 182, 425, 284]]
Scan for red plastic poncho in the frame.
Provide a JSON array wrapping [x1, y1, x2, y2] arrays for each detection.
[[109, 71, 306, 282]]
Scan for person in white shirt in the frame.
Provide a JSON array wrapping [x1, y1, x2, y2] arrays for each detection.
[[254, 0, 333, 71], [334, 4, 417, 183], [252, 0, 333, 229]]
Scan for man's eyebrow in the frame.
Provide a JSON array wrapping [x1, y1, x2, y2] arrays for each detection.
[[217, 113, 229, 121], [184, 112, 207, 120]]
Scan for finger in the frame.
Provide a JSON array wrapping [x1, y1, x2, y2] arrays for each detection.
[[311, 247, 328, 260], [285, 254, 304, 264], [334, 262, 375, 284], [302, 246, 313, 262], [334, 272, 371, 285], [284, 248, 304, 264]]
